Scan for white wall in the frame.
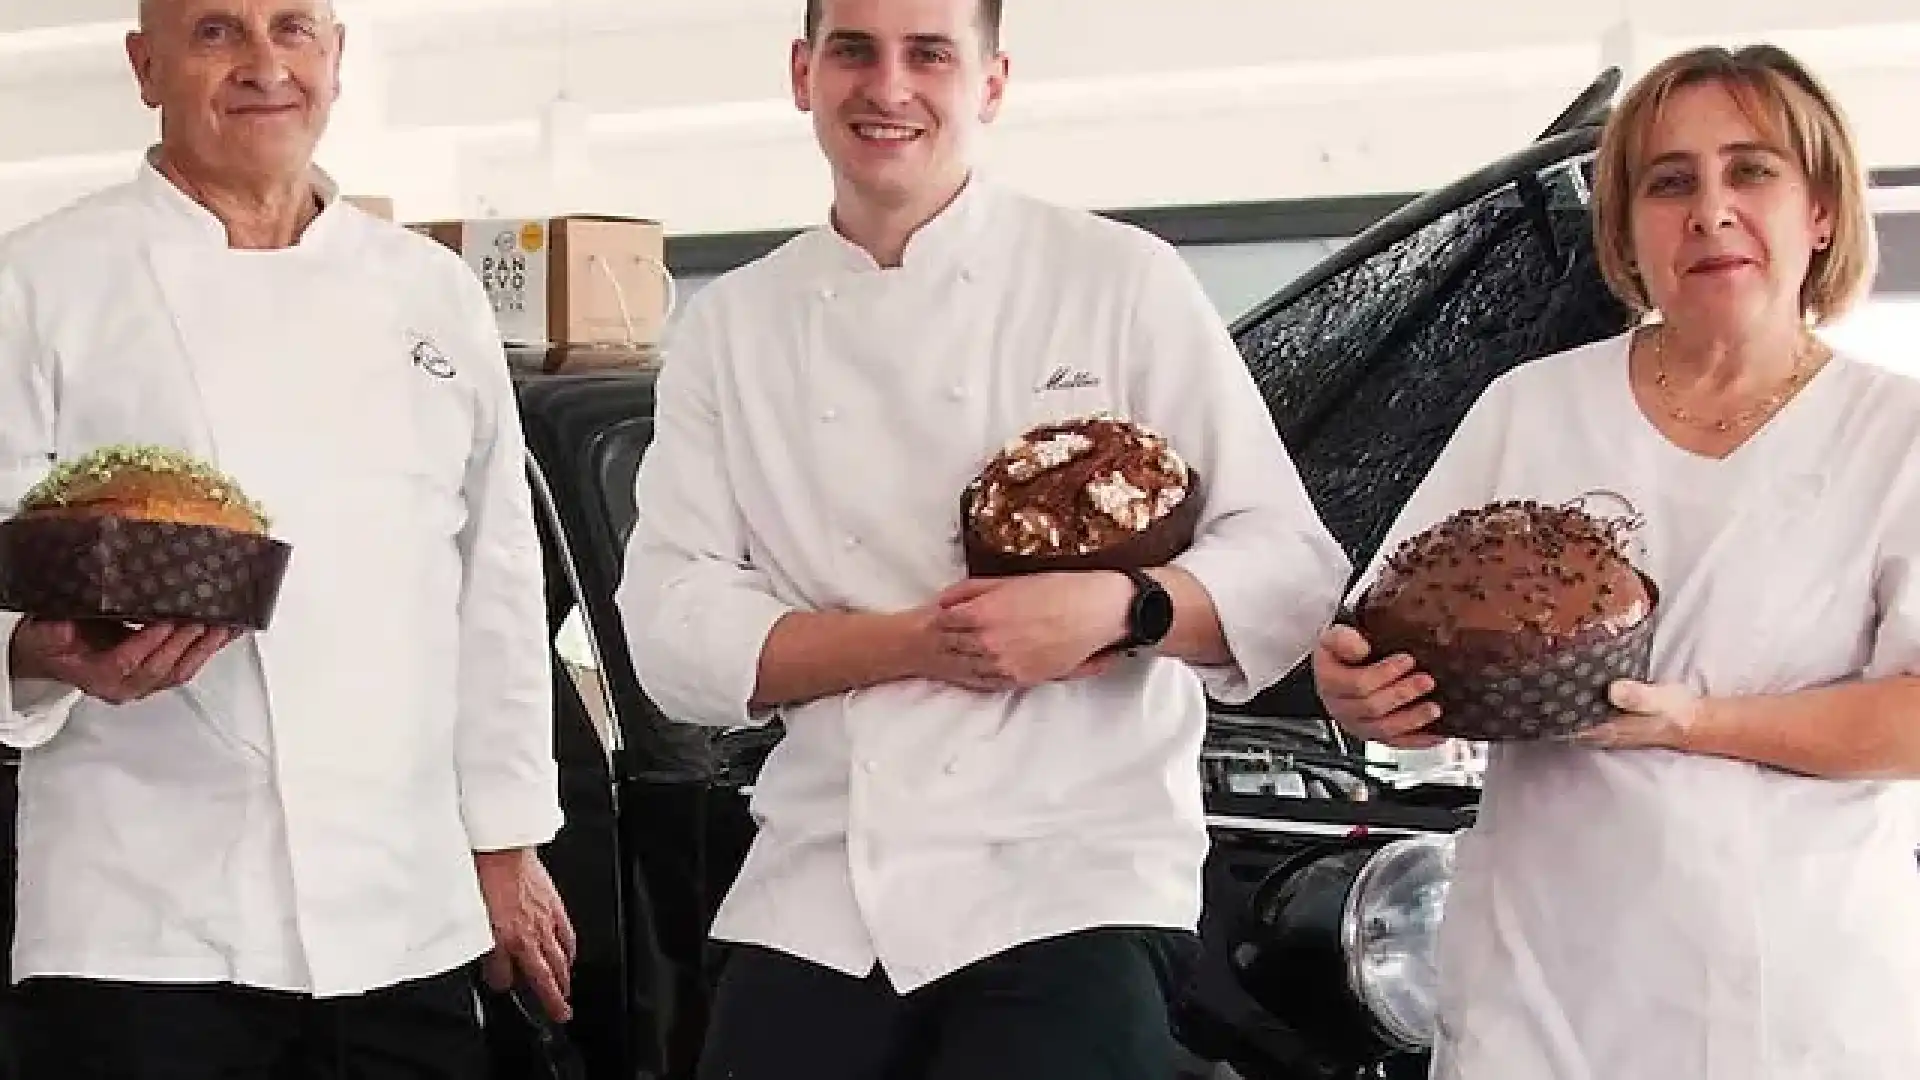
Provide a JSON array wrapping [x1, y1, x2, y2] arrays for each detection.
[[1, 0, 1918, 236]]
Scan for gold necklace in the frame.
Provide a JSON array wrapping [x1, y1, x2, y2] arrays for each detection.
[[1650, 327, 1822, 434]]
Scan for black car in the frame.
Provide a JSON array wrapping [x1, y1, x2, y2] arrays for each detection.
[[489, 71, 1635, 1080]]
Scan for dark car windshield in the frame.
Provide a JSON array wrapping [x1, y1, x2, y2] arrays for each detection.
[[1234, 153, 1631, 585]]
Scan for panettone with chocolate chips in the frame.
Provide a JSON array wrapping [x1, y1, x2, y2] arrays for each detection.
[[1352, 499, 1659, 740], [961, 414, 1203, 576], [1358, 500, 1650, 666]]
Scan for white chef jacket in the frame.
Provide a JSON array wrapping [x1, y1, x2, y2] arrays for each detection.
[[1352, 330, 1920, 1079], [615, 176, 1349, 993], [0, 155, 561, 998]]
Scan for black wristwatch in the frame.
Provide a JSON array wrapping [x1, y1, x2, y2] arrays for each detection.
[[1114, 567, 1175, 652]]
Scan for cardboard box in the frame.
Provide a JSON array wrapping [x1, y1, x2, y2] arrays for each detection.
[[507, 343, 661, 376], [413, 216, 675, 349], [344, 195, 394, 221]]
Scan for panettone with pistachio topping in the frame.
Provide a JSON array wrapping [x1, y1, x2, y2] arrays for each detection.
[[17, 445, 271, 535], [0, 444, 290, 630]]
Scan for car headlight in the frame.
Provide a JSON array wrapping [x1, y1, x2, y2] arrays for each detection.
[[1230, 833, 1454, 1062], [1343, 833, 1452, 1048]]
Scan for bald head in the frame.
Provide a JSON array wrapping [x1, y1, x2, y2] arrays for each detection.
[[126, 0, 344, 194], [137, 0, 336, 32]]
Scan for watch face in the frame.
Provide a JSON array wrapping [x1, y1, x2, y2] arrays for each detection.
[[1136, 584, 1175, 643]]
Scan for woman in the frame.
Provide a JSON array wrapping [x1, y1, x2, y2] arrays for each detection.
[[1315, 44, 1920, 1079]]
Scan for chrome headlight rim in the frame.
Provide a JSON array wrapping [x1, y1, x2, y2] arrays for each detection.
[[1338, 831, 1454, 1053]]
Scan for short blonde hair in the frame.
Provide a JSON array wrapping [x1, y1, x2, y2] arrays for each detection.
[[1590, 44, 1877, 326]]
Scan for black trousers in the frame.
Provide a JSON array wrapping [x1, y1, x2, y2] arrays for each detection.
[[10, 965, 486, 1080], [697, 927, 1200, 1080]]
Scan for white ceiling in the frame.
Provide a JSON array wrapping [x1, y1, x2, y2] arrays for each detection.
[[1, 0, 1918, 235]]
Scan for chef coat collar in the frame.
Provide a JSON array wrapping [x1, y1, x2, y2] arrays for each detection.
[[135, 145, 346, 252], [813, 171, 991, 276]]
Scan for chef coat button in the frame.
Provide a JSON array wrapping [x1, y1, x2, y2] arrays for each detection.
[[843, 535, 860, 550], [958, 268, 974, 284], [861, 759, 878, 774], [942, 759, 960, 775], [819, 287, 837, 300], [821, 407, 838, 422], [947, 385, 967, 401]]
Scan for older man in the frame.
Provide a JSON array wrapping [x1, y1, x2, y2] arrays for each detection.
[[0, 1, 572, 1076]]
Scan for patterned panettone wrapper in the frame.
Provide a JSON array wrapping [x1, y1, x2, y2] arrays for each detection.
[[960, 469, 1204, 578], [0, 515, 292, 631], [1386, 572, 1660, 743]]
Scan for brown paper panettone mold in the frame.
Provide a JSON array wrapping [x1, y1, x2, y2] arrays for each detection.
[[0, 445, 291, 631], [1353, 496, 1659, 742], [1356, 573, 1659, 741]]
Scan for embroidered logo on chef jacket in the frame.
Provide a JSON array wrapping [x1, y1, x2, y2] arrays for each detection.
[[1036, 365, 1100, 392], [409, 332, 456, 379]]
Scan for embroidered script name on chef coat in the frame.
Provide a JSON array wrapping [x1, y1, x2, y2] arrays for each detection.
[[1036, 365, 1100, 392], [408, 331, 456, 379]]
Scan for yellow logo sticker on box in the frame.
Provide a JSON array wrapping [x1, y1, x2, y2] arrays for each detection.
[[518, 222, 546, 253]]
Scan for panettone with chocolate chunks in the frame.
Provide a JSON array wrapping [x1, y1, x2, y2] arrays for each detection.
[[961, 414, 1202, 576], [1353, 498, 1659, 741]]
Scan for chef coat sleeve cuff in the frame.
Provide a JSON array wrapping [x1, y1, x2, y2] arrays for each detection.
[[462, 787, 566, 853], [0, 613, 81, 749], [1866, 550, 1920, 680], [1173, 530, 1347, 705], [619, 566, 792, 729]]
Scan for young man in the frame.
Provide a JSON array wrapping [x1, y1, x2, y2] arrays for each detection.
[[615, 1, 1349, 1076], [0, 2, 571, 1075]]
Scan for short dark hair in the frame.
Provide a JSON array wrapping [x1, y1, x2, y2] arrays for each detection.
[[803, 0, 1003, 53]]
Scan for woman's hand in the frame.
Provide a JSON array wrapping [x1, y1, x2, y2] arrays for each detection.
[[1311, 624, 1447, 749], [1574, 680, 1702, 751]]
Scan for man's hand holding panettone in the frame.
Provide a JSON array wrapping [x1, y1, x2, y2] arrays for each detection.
[[910, 409, 1245, 696], [9, 618, 237, 705], [0, 444, 279, 706], [926, 572, 1132, 689]]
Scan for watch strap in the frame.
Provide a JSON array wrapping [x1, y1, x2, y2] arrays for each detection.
[[1115, 567, 1168, 650]]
